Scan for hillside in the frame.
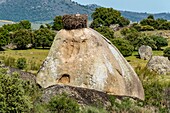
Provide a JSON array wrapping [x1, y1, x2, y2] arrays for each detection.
[[121, 11, 170, 22], [0, 0, 170, 22], [0, 0, 97, 22]]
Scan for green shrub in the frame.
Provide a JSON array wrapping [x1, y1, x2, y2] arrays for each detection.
[[108, 95, 143, 112], [111, 38, 134, 56], [151, 35, 168, 50], [120, 27, 137, 36], [90, 7, 129, 28], [163, 47, 170, 60], [0, 68, 33, 112], [17, 58, 27, 69], [135, 65, 170, 112], [94, 26, 114, 40], [13, 29, 33, 49], [48, 94, 80, 113], [158, 22, 170, 30], [52, 16, 64, 31]]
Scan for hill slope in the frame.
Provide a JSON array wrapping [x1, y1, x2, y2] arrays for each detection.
[[0, 0, 170, 22], [121, 11, 170, 22], [0, 0, 96, 22]]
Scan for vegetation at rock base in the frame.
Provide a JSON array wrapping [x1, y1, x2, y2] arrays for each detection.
[[135, 65, 170, 112], [47, 94, 80, 113], [0, 68, 39, 112]]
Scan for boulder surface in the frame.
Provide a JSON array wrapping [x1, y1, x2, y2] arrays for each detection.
[[36, 28, 144, 100], [138, 45, 152, 60], [147, 56, 170, 75]]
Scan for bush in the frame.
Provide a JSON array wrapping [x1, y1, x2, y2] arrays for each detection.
[[111, 38, 134, 56], [108, 95, 143, 112], [0, 68, 33, 112], [163, 47, 170, 60], [151, 35, 168, 50], [52, 16, 64, 31], [120, 27, 137, 36], [135, 65, 170, 112], [17, 58, 27, 69], [90, 7, 129, 28], [34, 28, 55, 48], [13, 29, 33, 49], [94, 26, 114, 40], [158, 22, 170, 30], [48, 94, 80, 113]]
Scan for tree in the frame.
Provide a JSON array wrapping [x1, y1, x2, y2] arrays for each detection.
[[118, 16, 130, 27], [140, 18, 158, 29], [0, 68, 33, 112], [90, 7, 129, 28], [34, 28, 55, 48], [90, 18, 104, 28], [94, 26, 114, 40], [163, 47, 170, 60], [156, 18, 167, 26], [151, 36, 168, 50], [124, 32, 156, 50], [147, 15, 154, 19], [52, 16, 63, 31], [19, 20, 31, 29], [124, 32, 141, 50], [111, 38, 134, 56], [13, 29, 33, 49], [2, 23, 20, 32], [0, 28, 10, 50]]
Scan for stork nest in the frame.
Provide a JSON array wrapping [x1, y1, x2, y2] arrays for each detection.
[[62, 14, 88, 30]]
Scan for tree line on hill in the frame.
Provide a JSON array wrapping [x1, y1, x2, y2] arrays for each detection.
[[0, 20, 56, 50]]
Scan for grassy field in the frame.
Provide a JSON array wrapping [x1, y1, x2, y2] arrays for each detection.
[[0, 48, 167, 72], [0, 49, 49, 73], [125, 50, 164, 68]]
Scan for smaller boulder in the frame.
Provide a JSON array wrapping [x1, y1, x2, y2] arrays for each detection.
[[138, 45, 152, 60], [147, 56, 170, 75]]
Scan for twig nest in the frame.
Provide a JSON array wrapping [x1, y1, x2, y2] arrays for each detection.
[[62, 14, 88, 30]]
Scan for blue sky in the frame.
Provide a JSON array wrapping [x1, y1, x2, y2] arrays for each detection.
[[73, 0, 170, 13]]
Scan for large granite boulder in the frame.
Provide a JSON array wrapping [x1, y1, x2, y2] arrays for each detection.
[[138, 45, 152, 60], [36, 27, 144, 100], [147, 56, 170, 75]]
